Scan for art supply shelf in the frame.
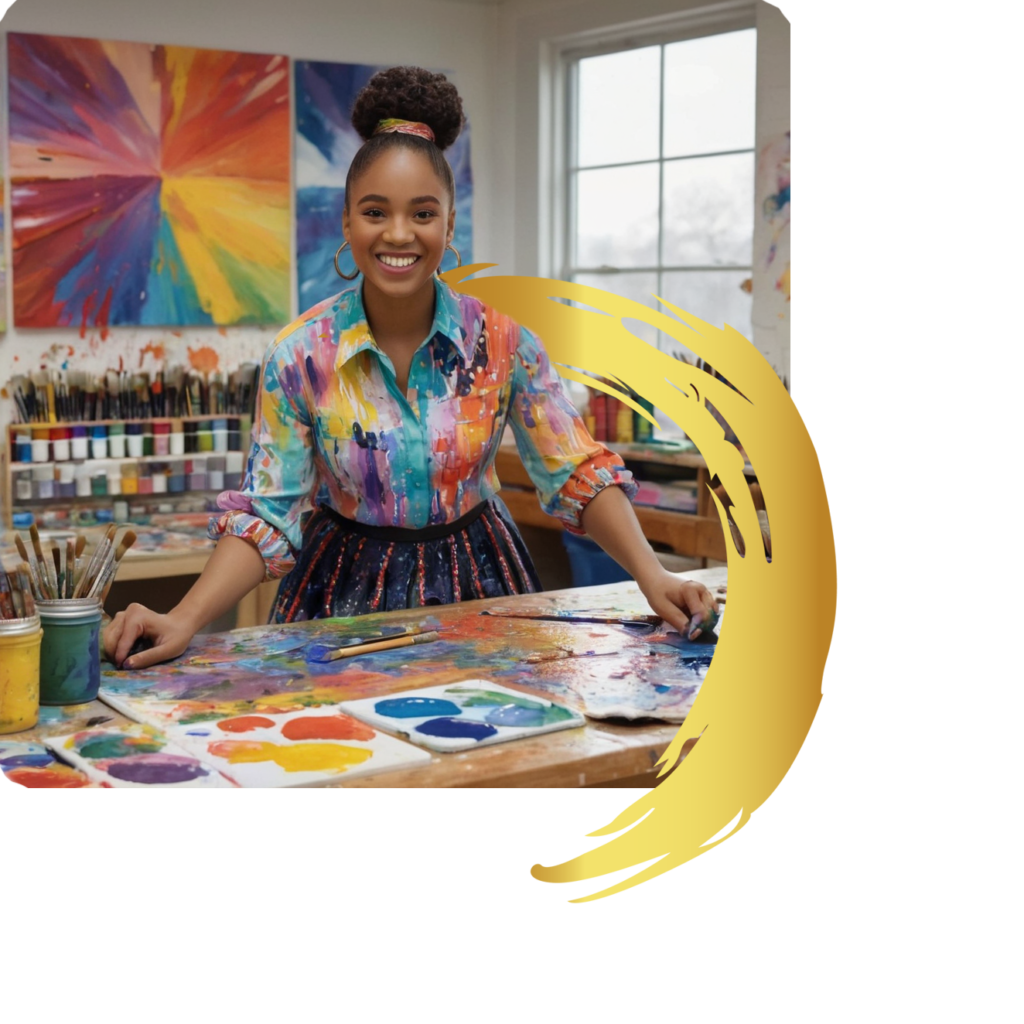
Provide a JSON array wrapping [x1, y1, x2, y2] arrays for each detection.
[[3, 416, 251, 529]]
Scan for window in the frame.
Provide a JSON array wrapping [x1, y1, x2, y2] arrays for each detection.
[[564, 28, 757, 363]]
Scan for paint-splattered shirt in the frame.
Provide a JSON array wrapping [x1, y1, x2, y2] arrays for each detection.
[[210, 278, 636, 579]]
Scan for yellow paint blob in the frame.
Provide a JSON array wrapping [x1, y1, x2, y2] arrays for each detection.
[[210, 740, 372, 773]]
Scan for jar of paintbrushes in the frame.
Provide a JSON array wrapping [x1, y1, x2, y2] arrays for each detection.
[[13, 524, 137, 706], [0, 569, 41, 733]]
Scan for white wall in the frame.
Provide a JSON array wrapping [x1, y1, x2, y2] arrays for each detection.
[[0, 0, 500, 423], [491, 0, 1019, 395]]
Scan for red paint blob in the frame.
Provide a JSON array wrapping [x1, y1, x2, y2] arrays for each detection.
[[217, 715, 275, 733], [5, 766, 89, 788], [281, 715, 375, 742]]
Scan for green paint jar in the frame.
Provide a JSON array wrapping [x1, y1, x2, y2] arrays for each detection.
[[37, 598, 103, 706]]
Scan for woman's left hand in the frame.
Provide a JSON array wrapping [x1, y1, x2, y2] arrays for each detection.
[[635, 568, 719, 640]]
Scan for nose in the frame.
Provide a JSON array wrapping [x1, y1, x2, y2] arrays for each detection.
[[383, 215, 416, 246]]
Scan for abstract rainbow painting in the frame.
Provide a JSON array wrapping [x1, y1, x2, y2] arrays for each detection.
[[295, 60, 474, 312], [7, 33, 291, 329]]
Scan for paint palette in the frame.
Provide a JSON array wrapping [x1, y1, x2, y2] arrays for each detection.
[[43, 726, 236, 788], [165, 705, 432, 787], [0, 740, 91, 789], [338, 681, 586, 752]]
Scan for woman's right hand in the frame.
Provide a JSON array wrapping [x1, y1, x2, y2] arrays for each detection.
[[103, 605, 197, 670]]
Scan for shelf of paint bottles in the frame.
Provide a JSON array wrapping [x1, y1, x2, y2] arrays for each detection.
[[3, 416, 251, 530]]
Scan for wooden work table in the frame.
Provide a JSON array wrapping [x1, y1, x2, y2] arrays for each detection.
[[9, 567, 726, 789]]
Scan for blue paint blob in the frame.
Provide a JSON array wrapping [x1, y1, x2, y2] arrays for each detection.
[[415, 717, 497, 741], [654, 685, 673, 694], [186, 730, 211, 736], [485, 704, 546, 727], [0, 751, 55, 769], [375, 697, 462, 719]]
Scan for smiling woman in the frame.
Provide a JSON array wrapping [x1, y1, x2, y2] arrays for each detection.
[[103, 65, 719, 671]]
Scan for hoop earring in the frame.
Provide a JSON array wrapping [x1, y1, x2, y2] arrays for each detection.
[[436, 242, 463, 276], [334, 241, 360, 281]]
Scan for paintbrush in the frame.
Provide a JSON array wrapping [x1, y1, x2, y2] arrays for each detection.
[[481, 609, 662, 626], [306, 629, 441, 663], [14, 534, 42, 599], [0, 568, 16, 619], [16, 567, 36, 617], [66, 537, 76, 599], [94, 530, 137, 603], [75, 525, 117, 599], [51, 545, 62, 600], [28, 525, 55, 599]]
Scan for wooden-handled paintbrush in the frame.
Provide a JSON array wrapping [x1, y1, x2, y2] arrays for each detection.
[[305, 629, 441, 663], [93, 530, 137, 603]]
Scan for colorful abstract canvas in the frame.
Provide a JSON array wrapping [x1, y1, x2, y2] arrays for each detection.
[[163, 705, 432, 787], [7, 33, 291, 329], [0, 740, 91, 788], [339, 681, 585, 752], [294, 60, 474, 311], [44, 725, 235, 787]]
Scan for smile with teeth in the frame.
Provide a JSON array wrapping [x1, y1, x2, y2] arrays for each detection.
[[377, 254, 420, 267]]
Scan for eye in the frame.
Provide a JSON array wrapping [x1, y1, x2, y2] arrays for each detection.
[[415, 210, 438, 220], [362, 208, 385, 218]]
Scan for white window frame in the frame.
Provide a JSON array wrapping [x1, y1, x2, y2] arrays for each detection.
[[542, 1, 758, 308]]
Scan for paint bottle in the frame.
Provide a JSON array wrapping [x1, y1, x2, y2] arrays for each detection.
[[126, 422, 144, 458], [90, 424, 108, 459], [168, 461, 186, 493], [142, 421, 154, 457], [184, 421, 197, 453], [189, 457, 207, 491], [51, 426, 71, 461], [31, 427, 51, 462], [75, 463, 93, 498], [108, 421, 127, 459], [169, 419, 185, 456], [57, 463, 77, 498], [151, 463, 168, 494], [121, 461, 139, 495], [107, 464, 122, 496], [70, 425, 89, 460], [208, 456, 225, 492], [153, 421, 171, 456], [13, 426, 31, 462], [212, 418, 229, 453], [91, 464, 108, 497], [113, 500, 129, 523], [0, 614, 43, 734], [15, 469, 33, 502], [227, 418, 242, 450], [34, 464, 56, 501], [37, 598, 102, 706], [225, 451, 244, 489], [138, 464, 154, 495], [196, 420, 214, 453]]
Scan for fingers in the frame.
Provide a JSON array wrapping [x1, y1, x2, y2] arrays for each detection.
[[102, 612, 126, 661], [112, 603, 155, 668], [124, 637, 185, 671]]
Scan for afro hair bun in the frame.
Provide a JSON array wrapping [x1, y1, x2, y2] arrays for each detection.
[[351, 66, 465, 151]]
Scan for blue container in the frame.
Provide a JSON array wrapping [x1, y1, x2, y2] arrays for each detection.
[[561, 532, 632, 588]]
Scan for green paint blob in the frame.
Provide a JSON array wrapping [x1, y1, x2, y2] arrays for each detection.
[[446, 687, 544, 710], [77, 734, 163, 759]]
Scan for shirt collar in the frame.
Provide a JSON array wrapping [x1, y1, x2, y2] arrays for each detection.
[[334, 277, 475, 371]]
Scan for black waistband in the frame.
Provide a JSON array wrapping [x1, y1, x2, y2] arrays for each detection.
[[317, 500, 489, 542]]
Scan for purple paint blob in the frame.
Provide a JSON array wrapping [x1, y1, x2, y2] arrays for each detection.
[[0, 751, 54, 769], [375, 697, 462, 719], [103, 754, 209, 785], [415, 717, 497, 741]]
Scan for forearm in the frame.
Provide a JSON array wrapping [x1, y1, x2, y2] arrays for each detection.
[[169, 535, 268, 633], [579, 486, 662, 585]]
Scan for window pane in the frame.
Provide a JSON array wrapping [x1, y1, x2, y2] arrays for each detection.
[[661, 153, 754, 266], [575, 164, 659, 268], [659, 269, 753, 360], [577, 46, 660, 167], [663, 29, 756, 158]]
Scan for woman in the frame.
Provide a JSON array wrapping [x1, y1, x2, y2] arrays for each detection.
[[105, 66, 717, 670]]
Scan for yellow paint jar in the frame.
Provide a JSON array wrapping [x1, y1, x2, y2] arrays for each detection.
[[0, 614, 43, 734]]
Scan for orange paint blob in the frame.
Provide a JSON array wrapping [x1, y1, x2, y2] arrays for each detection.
[[281, 715, 375, 742], [139, 341, 166, 364], [5, 765, 90, 788], [187, 345, 220, 373], [207, 740, 371, 773], [216, 715, 275, 733]]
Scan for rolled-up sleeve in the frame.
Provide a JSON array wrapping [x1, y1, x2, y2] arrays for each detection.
[[208, 332, 318, 580], [507, 326, 637, 534]]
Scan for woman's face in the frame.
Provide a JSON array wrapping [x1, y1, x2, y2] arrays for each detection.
[[342, 147, 455, 303]]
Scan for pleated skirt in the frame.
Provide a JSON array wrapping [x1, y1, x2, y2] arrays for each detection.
[[270, 497, 542, 623]]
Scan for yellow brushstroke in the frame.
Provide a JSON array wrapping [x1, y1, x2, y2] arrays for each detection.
[[160, 176, 289, 323]]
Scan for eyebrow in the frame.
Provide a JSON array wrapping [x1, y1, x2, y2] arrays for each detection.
[[356, 194, 442, 205]]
